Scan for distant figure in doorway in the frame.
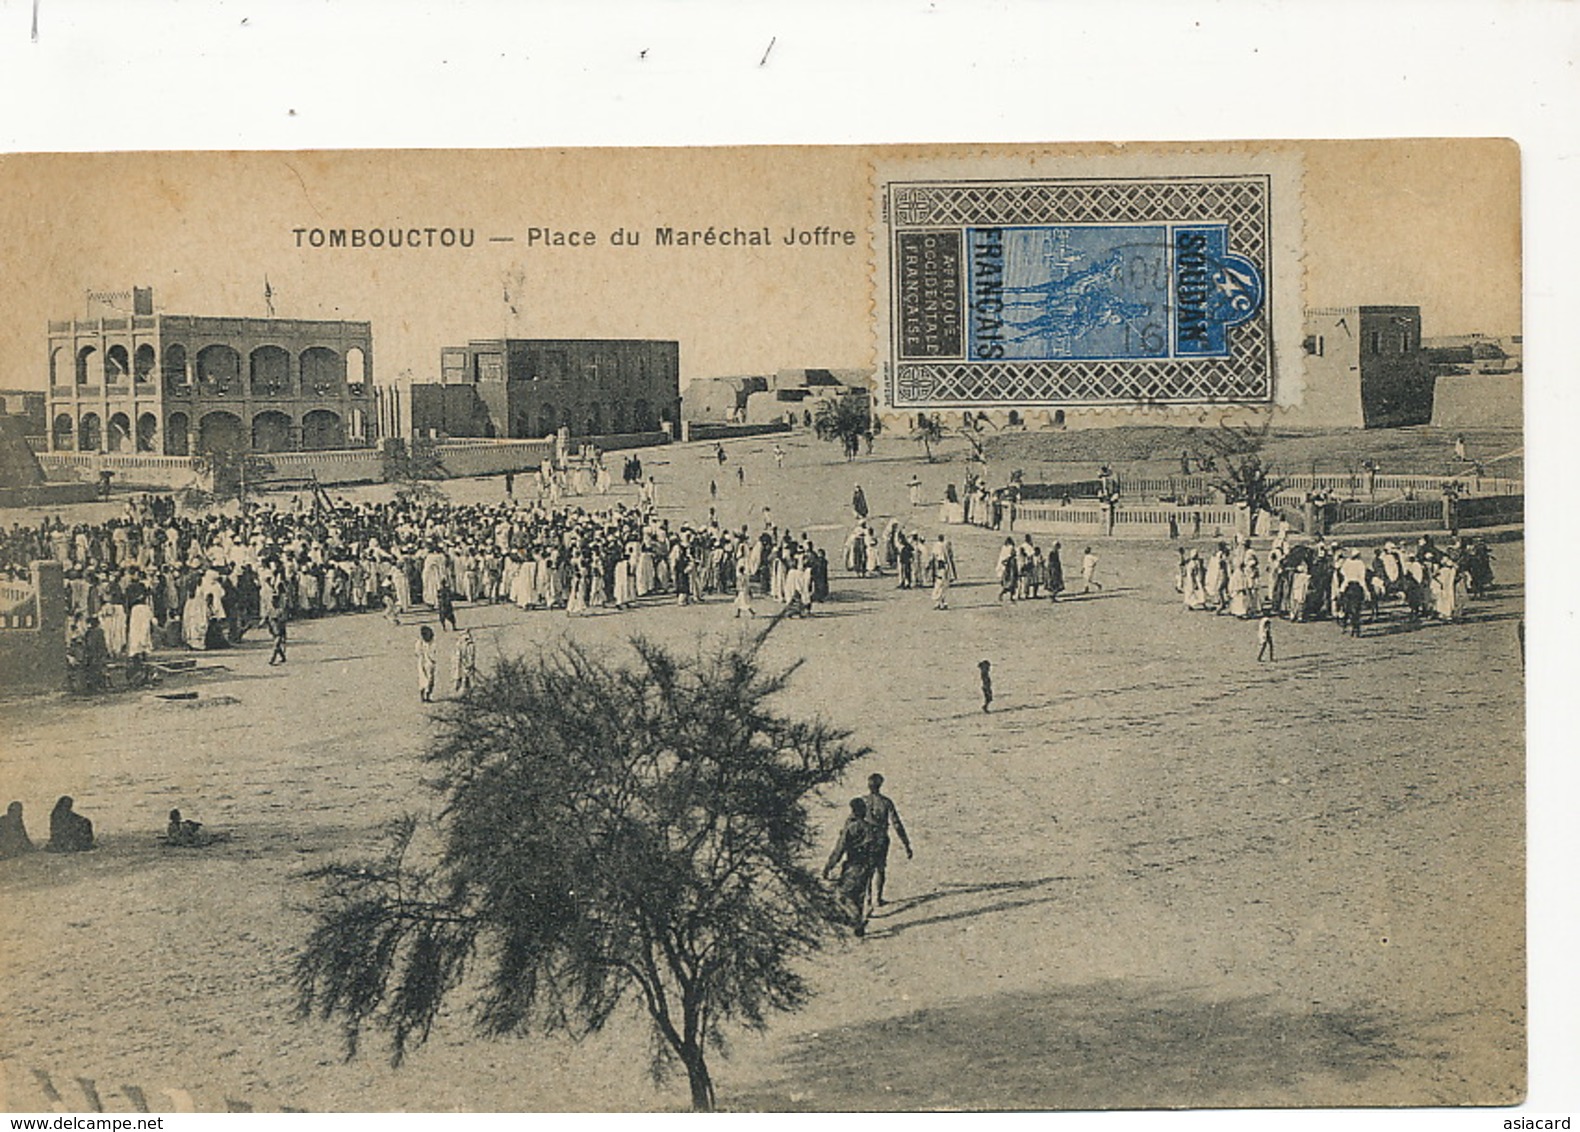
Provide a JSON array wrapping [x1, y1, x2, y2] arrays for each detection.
[[416, 625, 438, 703], [47, 796, 94, 852]]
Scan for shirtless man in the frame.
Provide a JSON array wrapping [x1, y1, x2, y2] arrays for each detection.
[[863, 773, 914, 908]]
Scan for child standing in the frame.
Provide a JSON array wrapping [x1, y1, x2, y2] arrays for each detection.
[[733, 558, 756, 619], [453, 628, 478, 694], [267, 610, 288, 666], [416, 625, 438, 703], [1257, 615, 1275, 662], [978, 659, 994, 713], [1081, 546, 1103, 593]]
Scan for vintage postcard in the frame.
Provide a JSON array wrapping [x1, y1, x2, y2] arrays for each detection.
[[0, 141, 1523, 1114]]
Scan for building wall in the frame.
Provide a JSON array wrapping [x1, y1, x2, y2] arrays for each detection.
[[0, 390, 47, 436], [1431, 374, 1523, 429], [1296, 309, 1366, 428], [1354, 306, 1434, 427], [682, 376, 768, 423], [410, 383, 497, 438], [0, 561, 67, 697], [433, 338, 681, 440], [46, 301, 377, 457]]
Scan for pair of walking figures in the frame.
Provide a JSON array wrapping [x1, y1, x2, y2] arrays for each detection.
[[823, 774, 914, 936]]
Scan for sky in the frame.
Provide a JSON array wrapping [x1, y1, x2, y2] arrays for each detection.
[[0, 140, 1519, 395]]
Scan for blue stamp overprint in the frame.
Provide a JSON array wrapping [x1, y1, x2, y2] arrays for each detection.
[[885, 176, 1274, 408]]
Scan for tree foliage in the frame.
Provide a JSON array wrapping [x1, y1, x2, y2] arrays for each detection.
[[191, 448, 276, 503], [294, 631, 869, 1110], [910, 413, 945, 463], [812, 395, 871, 460]]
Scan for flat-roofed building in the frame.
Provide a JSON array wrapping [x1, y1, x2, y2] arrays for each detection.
[[46, 287, 376, 456]]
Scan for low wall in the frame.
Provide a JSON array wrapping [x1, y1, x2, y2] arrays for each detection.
[[432, 440, 555, 478], [1020, 471, 1523, 506], [1455, 493, 1523, 529], [0, 561, 67, 696], [39, 452, 204, 490], [260, 449, 383, 486], [0, 483, 99, 508], [1012, 503, 1244, 540], [577, 430, 670, 454], [684, 421, 792, 442]]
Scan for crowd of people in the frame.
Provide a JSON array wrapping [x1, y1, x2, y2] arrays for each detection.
[[1174, 523, 1495, 634], [0, 468, 875, 692]]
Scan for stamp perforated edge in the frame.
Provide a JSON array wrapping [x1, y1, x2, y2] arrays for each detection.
[[864, 144, 1306, 431]]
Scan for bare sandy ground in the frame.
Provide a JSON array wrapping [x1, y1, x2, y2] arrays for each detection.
[[0, 433, 1524, 1112]]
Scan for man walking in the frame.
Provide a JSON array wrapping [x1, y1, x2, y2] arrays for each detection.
[[863, 773, 914, 908]]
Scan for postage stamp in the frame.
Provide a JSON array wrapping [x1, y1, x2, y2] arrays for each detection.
[[877, 158, 1302, 412]]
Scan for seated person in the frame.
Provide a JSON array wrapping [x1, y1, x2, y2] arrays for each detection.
[[47, 796, 95, 852], [0, 800, 34, 858], [165, 808, 205, 847]]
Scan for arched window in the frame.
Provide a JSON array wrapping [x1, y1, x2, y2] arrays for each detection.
[[106, 412, 132, 453], [250, 345, 292, 396], [345, 346, 367, 395], [106, 345, 130, 384], [75, 345, 97, 385], [49, 347, 65, 388], [165, 412, 190, 456], [134, 344, 156, 384], [196, 345, 241, 396], [300, 347, 344, 396], [1053, 409, 1066, 428], [136, 412, 159, 453], [52, 413, 74, 451], [163, 344, 189, 393], [1007, 409, 1022, 427], [301, 409, 345, 450], [198, 411, 245, 454], [78, 412, 102, 452], [252, 410, 294, 452]]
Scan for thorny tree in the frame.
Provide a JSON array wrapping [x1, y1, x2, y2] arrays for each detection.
[[1206, 422, 1284, 535], [293, 630, 869, 1111]]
